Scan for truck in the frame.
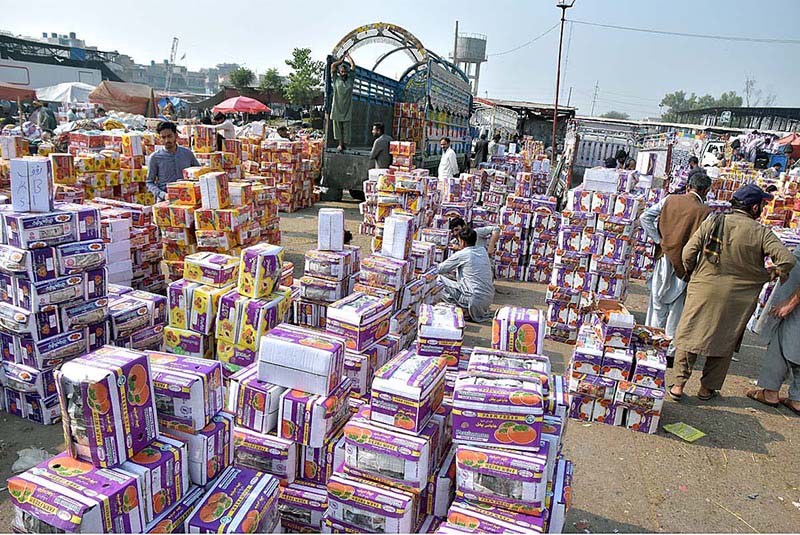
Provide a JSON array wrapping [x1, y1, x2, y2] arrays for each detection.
[[320, 23, 473, 201]]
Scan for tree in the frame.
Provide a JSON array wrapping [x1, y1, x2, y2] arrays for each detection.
[[659, 90, 743, 123], [599, 110, 630, 120], [284, 48, 324, 109], [258, 68, 285, 104], [229, 67, 255, 92], [743, 74, 777, 107]]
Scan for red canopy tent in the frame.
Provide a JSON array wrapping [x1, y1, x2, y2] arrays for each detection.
[[776, 133, 800, 159], [213, 96, 271, 114], [0, 82, 36, 101]]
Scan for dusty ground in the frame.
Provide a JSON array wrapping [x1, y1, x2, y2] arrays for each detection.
[[1, 198, 798, 533]]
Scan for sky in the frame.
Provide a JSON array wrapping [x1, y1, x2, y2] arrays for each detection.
[[2, 0, 799, 119]]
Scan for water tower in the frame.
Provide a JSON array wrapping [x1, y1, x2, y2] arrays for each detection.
[[451, 27, 487, 96]]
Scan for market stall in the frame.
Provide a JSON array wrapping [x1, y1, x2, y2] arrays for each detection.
[[89, 81, 156, 117]]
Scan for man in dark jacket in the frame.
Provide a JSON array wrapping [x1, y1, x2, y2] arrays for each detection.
[[473, 134, 489, 167], [369, 122, 393, 169]]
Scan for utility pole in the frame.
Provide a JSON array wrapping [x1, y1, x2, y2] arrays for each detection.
[[567, 86, 573, 107], [453, 21, 459, 67], [590, 80, 599, 116], [551, 1, 575, 161]]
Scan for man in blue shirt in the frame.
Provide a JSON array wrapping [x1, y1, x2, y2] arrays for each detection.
[[146, 121, 200, 201]]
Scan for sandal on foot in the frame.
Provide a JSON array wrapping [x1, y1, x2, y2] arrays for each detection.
[[667, 385, 683, 401], [697, 390, 719, 401], [780, 398, 800, 416], [745, 388, 780, 408]]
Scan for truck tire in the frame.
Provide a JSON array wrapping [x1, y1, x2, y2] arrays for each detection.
[[349, 189, 366, 201], [320, 187, 343, 202]]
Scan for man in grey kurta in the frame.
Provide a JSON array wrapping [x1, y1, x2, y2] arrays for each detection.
[[146, 121, 200, 201], [747, 245, 800, 414], [369, 122, 392, 169], [671, 184, 796, 401], [330, 54, 355, 151], [437, 228, 495, 323]]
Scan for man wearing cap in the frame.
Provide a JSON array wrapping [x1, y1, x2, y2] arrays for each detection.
[[639, 172, 712, 363], [670, 184, 796, 401]]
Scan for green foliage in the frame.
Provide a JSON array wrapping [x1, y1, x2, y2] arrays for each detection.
[[229, 67, 255, 91], [284, 48, 324, 108], [599, 110, 630, 120], [659, 90, 743, 123], [258, 68, 285, 102]]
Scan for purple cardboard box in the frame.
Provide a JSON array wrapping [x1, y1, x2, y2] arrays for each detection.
[[16, 329, 87, 369], [22, 393, 61, 425], [342, 416, 437, 491], [279, 480, 328, 532], [232, 426, 298, 485], [492, 306, 545, 356], [186, 466, 280, 533], [625, 408, 661, 434], [299, 424, 347, 484], [2, 361, 57, 398], [0, 244, 57, 282], [165, 411, 234, 486], [358, 254, 412, 291], [226, 363, 285, 434], [568, 370, 617, 402], [632, 347, 667, 389], [15, 274, 85, 310], [55, 239, 105, 275], [445, 499, 545, 533], [56, 345, 159, 467], [454, 444, 548, 516], [570, 347, 603, 376], [147, 351, 224, 431], [258, 323, 345, 396], [568, 394, 595, 421], [145, 485, 206, 533], [452, 372, 544, 451], [3, 210, 75, 249], [8, 452, 145, 533], [305, 249, 352, 281], [591, 399, 625, 426], [601, 347, 634, 382], [371, 349, 447, 434], [238, 242, 283, 298], [279, 377, 352, 447], [300, 275, 347, 303], [417, 304, 465, 367], [326, 292, 393, 352], [614, 380, 665, 413], [467, 346, 551, 392], [122, 435, 190, 524], [327, 471, 418, 533], [183, 252, 239, 288]]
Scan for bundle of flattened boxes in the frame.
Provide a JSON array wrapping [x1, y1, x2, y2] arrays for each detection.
[[568, 299, 670, 434], [8, 344, 283, 533], [545, 167, 643, 344]]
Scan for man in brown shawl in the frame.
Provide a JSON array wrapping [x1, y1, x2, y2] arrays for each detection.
[[670, 184, 796, 401]]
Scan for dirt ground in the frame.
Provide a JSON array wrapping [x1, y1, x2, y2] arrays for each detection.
[[1, 198, 798, 533]]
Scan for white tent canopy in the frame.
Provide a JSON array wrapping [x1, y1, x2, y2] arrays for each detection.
[[36, 82, 96, 104]]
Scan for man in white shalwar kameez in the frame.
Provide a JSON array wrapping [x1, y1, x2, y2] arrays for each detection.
[[639, 173, 712, 357]]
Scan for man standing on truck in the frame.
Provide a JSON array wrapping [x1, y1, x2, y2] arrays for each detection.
[[330, 53, 355, 152], [438, 137, 459, 179], [369, 122, 392, 169]]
